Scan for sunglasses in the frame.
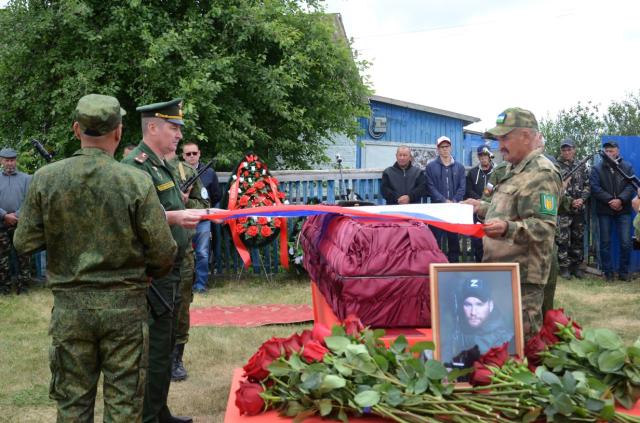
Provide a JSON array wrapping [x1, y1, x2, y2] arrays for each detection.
[[184, 152, 199, 157]]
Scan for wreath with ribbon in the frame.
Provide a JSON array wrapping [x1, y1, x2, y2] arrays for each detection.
[[222, 154, 289, 269]]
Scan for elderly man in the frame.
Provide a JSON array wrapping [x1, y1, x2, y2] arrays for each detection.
[[463, 108, 562, 340], [380, 145, 427, 205], [590, 141, 636, 282], [0, 147, 32, 295], [14, 94, 178, 422]]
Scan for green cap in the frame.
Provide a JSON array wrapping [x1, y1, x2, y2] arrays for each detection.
[[74, 94, 126, 137], [136, 98, 184, 126], [483, 107, 538, 140]]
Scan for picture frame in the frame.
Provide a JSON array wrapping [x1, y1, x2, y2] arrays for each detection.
[[430, 263, 524, 370]]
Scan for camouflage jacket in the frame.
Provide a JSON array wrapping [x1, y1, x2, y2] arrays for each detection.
[[477, 149, 562, 285], [557, 157, 590, 212], [122, 142, 190, 259], [14, 148, 177, 291]]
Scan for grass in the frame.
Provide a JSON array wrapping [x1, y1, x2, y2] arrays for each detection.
[[0, 274, 638, 422]]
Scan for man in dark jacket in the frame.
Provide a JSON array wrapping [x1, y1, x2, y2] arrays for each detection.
[[464, 145, 494, 262], [381, 145, 427, 205], [425, 136, 466, 262], [590, 141, 636, 281]]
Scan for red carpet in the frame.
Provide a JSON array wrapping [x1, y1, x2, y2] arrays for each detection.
[[190, 304, 313, 327]]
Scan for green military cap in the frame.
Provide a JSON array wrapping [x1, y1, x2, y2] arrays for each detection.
[[484, 107, 538, 140], [136, 98, 184, 126], [75, 94, 126, 137]]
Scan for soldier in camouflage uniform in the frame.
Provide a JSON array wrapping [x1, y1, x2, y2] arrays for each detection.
[[165, 150, 209, 383], [463, 108, 562, 341], [556, 139, 590, 279], [14, 94, 178, 422], [122, 98, 210, 423]]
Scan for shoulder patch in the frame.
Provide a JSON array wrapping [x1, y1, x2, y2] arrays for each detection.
[[539, 193, 558, 216], [134, 152, 148, 164]]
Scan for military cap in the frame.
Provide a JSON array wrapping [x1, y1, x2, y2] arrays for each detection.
[[75, 94, 126, 137], [137, 98, 184, 126], [603, 140, 619, 148], [0, 147, 17, 159], [484, 107, 538, 140], [460, 278, 491, 302], [560, 139, 575, 148], [476, 145, 492, 155]]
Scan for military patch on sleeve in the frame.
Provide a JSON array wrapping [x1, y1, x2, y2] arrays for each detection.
[[539, 193, 558, 215]]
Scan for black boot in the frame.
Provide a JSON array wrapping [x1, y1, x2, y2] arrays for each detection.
[[570, 265, 585, 279], [559, 266, 572, 279], [158, 406, 193, 423], [171, 343, 188, 382]]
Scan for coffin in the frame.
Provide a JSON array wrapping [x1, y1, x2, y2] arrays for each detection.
[[300, 214, 448, 328]]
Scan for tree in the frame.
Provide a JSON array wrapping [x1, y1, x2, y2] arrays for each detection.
[[0, 0, 371, 171], [539, 101, 605, 159], [604, 91, 640, 136]]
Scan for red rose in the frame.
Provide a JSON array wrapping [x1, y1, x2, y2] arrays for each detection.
[[263, 198, 273, 206], [255, 172, 261, 178], [235, 381, 265, 415], [256, 162, 262, 169], [236, 224, 246, 234], [278, 192, 286, 199], [469, 361, 493, 386], [539, 325, 560, 345], [299, 329, 314, 345], [273, 218, 282, 228], [282, 334, 302, 357], [246, 187, 256, 195], [478, 342, 509, 368], [246, 226, 258, 237], [343, 314, 364, 336], [244, 171, 249, 177], [239, 196, 249, 207], [260, 226, 273, 237], [301, 340, 329, 363], [261, 337, 284, 359], [238, 217, 248, 224], [243, 348, 272, 381], [258, 217, 268, 225], [254, 181, 265, 190], [543, 308, 582, 339], [524, 333, 547, 370], [311, 324, 331, 343], [243, 182, 249, 189]]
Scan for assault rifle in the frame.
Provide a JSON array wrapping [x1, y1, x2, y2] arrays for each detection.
[[180, 160, 214, 193], [598, 150, 640, 190], [30, 139, 54, 163], [562, 153, 593, 182]]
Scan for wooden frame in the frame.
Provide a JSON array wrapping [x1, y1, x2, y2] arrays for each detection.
[[430, 263, 524, 367]]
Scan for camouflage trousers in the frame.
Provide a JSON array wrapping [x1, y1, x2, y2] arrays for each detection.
[[49, 290, 148, 423], [556, 212, 585, 268], [542, 244, 559, 317], [521, 283, 545, 342], [0, 227, 31, 293], [175, 246, 194, 345]]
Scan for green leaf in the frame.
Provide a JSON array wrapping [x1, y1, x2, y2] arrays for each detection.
[[597, 350, 625, 372], [561, 371, 576, 394], [334, 359, 353, 377], [293, 409, 318, 423], [522, 407, 541, 423], [337, 409, 348, 423], [285, 401, 304, 417], [599, 402, 615, 421], [354, 390, 380, 408], [325, 336, 351, 354], [553, 392, 576, 415], [346, 344, 368, 356], [539, 369, 563, 387], [424, 360, 448, 380], [584, 398, 605, 412], [320, 374, 346, 391], [268, 360, 292, 376], [332, 325, 346, 336], [594, 328, 623, 350], [390, 336, 408, 354], [301, 372, 323, 391], [384, 387, 404, 407], [318, 399, 332, 416], [414, 375, 429, 394], [409, 341, 435, 353], [289, 354, 305, 371], [372, 354, 389, 372]]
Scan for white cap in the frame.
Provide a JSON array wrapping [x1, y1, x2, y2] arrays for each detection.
[[436, 136, 451, 147]]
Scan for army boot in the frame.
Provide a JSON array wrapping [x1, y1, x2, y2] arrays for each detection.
[[570, 265, 585, 279], [559, 266, 572, 279], [171, 343, 188, 382]]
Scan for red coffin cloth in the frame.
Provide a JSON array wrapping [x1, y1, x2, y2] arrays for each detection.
[[300, 214, 448, 328]]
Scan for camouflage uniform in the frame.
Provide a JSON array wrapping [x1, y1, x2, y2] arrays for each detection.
[[556, 156, 590, 274], [14, 94, 177, 423], [168, 158, 208, 382], [478, 108, 562, 340]]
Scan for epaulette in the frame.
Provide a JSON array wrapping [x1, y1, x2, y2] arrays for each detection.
[[134, 152, 148, 164]]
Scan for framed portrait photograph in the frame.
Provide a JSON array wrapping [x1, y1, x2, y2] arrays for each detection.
[[430, 263, 523, 371]]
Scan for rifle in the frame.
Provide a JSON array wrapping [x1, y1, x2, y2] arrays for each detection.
[[30, 139, 54, 163], [180, 160, 214, 193], [562, 153, 593, 182], [598, 150, 640, 190]]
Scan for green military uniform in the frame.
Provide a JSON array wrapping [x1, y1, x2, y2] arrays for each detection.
[[14, 94, 177, 423], [121, 99, 192, 423], [168, 158, 208, 382], [477, 108, 562, 341]]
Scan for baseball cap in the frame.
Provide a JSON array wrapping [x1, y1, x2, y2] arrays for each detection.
[[476, 145, 492, 155], [560, 139, 575, 148], [0, 148, 18, 159], [603, 140, 619, 148], [460, 278, 491, 302], [437, 136, 451, 147], [484, 107, 538, 140], [75, 94, 126, 137]]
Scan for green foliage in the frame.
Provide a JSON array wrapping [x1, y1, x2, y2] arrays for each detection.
[[605, 91, 640, 136], [0, 0, 371, 171], [539, 101, 605, 158]]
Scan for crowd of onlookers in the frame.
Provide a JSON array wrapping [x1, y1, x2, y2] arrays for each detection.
[[381, 137, 639, 281]]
